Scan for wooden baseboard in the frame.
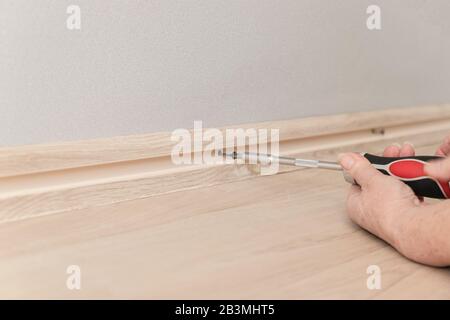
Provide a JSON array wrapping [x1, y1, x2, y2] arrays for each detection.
[[1, 104, 450, 223]]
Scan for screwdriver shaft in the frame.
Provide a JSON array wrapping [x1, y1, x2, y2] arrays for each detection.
[[228, 152, 343, 171]]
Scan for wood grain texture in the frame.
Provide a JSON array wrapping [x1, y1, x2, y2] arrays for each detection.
[[2, 104, 450, 178], [3, 107, 450, 223], [1, 106, 450, 299], [0, 143, 448, 299]]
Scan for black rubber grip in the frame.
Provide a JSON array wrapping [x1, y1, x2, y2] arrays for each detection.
[[363, 153, 448, 199]]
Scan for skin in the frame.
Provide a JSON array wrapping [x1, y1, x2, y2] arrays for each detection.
[[338, 139, 450, 267]]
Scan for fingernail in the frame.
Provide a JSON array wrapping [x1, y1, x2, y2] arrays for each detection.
[[392, 143, 402, 148], [424, 163, 432, 175], [424, 159, 442, 176], [403, 141, 415, 148], [338, 154, 355, 170], [424, 159, 439, 172]]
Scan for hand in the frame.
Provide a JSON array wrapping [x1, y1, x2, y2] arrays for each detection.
[[338, 143, 422, 253], [339, 141, 450, 267]]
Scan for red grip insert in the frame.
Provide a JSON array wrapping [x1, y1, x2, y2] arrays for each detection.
[[388, 159, 450, 198], [389, 160, 425, 179]]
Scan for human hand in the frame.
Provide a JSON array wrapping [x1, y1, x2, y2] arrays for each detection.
[[338, 143, 421, 249], [339, 141, 450, 266]]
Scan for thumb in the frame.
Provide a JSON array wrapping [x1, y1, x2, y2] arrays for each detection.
[[424, 157, 450, 180], [338, 153, 383, 188]]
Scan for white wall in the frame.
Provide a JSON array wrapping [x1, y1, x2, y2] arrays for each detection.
[[1, 0, 450, 146]]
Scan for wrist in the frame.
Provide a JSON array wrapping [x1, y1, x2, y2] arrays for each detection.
[[385, 207, 427, 257], [388, 203, 450, 266], [380, 205, 417, 251]]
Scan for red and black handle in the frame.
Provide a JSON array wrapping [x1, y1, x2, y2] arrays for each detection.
[[363, 153, 449, 199]]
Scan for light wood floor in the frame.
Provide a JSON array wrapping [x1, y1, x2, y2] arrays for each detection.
[[0, 144, 449, 299]]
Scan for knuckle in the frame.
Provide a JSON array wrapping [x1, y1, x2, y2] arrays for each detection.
[[364, 172, 383, 188]]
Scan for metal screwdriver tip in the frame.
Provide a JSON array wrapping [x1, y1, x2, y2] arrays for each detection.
[[220, 151, 238, 160]]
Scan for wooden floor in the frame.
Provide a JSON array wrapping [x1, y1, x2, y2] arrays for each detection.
[[0, 144, 449, 299]]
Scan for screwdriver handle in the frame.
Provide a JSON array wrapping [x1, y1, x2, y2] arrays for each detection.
[[363, 153, 449, 199]]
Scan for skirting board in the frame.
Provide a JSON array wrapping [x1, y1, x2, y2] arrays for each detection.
[[1, 104, 450, 223]]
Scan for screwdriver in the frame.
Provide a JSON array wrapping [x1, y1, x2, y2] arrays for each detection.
[[225, 151, 449, 199]]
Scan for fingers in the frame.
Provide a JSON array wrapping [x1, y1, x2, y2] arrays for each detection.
[[383, 142, 415, 157], [435, 136, 450, 156], [399, 142, 415, 157], [383, 143, 401, 157], [424, 157, 450, 180], [338, 153, 384, 189]]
